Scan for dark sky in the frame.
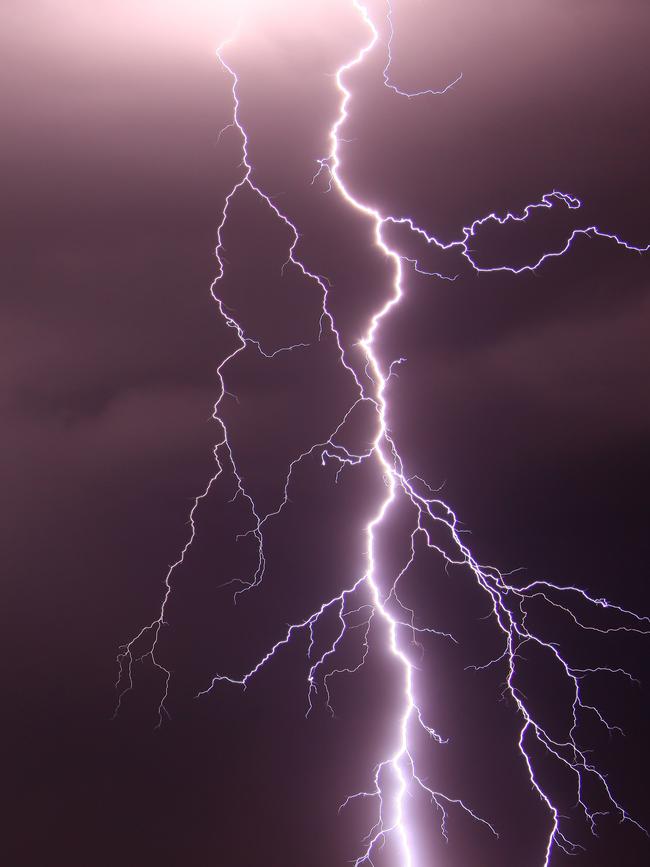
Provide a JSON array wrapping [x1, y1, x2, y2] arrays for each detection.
[[2, 1, 649, 866]]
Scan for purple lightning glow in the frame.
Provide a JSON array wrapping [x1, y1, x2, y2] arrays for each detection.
[[116, 2, 650, 864]]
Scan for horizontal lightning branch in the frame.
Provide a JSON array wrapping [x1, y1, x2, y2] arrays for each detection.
[[116, 1, 649, 865]]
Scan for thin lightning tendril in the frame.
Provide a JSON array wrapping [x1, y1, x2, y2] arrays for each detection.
[[116, 2, 649, 864]]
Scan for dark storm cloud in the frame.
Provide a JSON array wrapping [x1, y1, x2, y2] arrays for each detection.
[[403, 282, 650, 454]]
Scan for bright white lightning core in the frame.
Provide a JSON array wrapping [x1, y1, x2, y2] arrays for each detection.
[[116, 2, 650, 865]]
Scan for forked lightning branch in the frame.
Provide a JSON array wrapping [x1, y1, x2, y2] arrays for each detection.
[[116, 2, 649, 865]]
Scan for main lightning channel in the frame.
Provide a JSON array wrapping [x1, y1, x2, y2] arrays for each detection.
[[116, 2, 650, 865]]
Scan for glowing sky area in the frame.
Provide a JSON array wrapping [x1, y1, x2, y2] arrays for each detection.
[[2, 2, 649, 866]]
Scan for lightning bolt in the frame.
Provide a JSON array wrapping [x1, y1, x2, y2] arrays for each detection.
[[116, 2, 649, 864]]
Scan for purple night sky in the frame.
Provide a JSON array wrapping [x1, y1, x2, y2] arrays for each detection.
[[2, 2, 649, 865]]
